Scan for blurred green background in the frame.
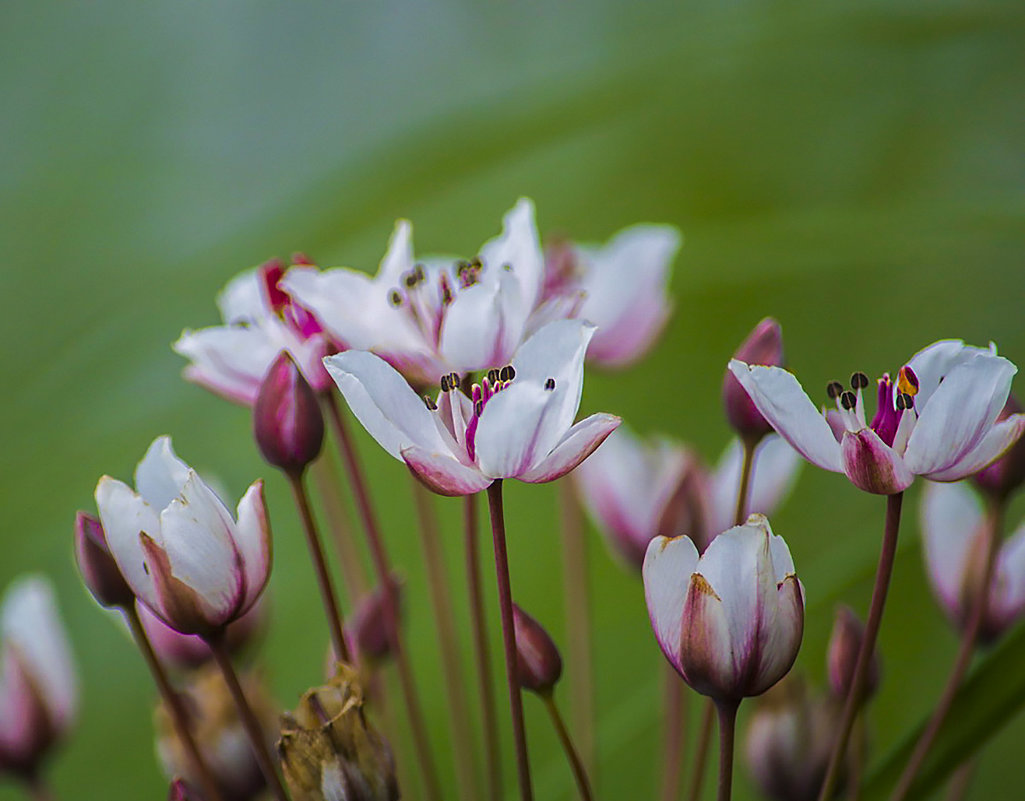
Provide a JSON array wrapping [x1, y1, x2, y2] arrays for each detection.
[[3, 1, 1025, 799]]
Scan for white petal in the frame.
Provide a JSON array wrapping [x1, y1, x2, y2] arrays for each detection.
[[438, 276, 519, 371], [401, 446, 493, 496], [324, 350, 458, 462], [134, 436, 192, 510], [920, 482, 982, 618], [478, 198, 543, 315], [517, 413, 622, 483], [173, 326, 272, 406], [709, 435, 802, 534], [923, 413, 1025, 482], [643, 535, 700, 669], [697, 522, 772, 650], [904, 339, 985, 409], [473, 382, 552, 478], [905, 353, 1017, 475], [216, 268, 270, 324], [95, 476, 161, 611], [727, 362, 843, 472], [378, 219, 415, 287], [234, 481, 272, 613]]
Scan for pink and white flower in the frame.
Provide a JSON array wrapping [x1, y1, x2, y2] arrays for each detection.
[[643, 515, 803, 701], [324, 319, 621, 496], [729, 340, 1025, 495], [0, 576, 77, 775], [538, 224, 682, 367], [284, 199, 545, 389], [95, 436, 272, 636], [174, 258, 332, 406]]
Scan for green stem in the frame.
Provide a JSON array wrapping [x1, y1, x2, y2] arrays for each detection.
[[734, 436, 758, 527], [716, 700, 740, 801], [542, 692, 594, 801]]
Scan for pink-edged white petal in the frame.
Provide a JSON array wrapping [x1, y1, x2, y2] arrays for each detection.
[[841, 428, 915, 495], [905, 353, 1017, 476], [173, 326, 280, 406], [401, 445, 493, 496], [751, 574, 804, 696], [709, 435, 802, 534], [727, 361, 843, 472], [233, 481, 272, 613], [923, 413, 1025, 482], [478, 198, 543, 316], [920, 481, 983, 620], [95, 476, 162, 611], [643, 535, 700, 672], [134, 435, 192, 510], [517, 413, 621, 483]]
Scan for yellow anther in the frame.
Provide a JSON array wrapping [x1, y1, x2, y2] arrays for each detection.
[[897, 366, 919, 397]]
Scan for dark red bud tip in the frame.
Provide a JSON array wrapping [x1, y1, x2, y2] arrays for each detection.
[[512, 603, 563, 694], [168, 778, 201, 801], [253, 351, 325, 475], [827, 605, 880, 703], [723, 318, 784, 441], [74, 511, 135, 609], [974, 395, 1025, 500], [347, 575, 403, 663]]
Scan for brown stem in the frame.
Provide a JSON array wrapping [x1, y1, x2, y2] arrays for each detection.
[[890, 499, 1004, 801], [558, 480, 596, 781], [409, 477, 479, 799], [817, 492, 904, 801], [487, 480, 535, 801], [310, 449, 369, 599], [660, 664, 687, 801], [847, 714, 864, 801], [323, 392, 442, 801], [943, 760, 976, 801], [716, 700, 739, 801], [286, 470, 352, 664], [123, 605, 225, 801], [465, 492, 503, 799], [542, 692, 594, 801], [686, 700, 716, 801], [205, 634, 290, 801], [734, 436, 758, 526]]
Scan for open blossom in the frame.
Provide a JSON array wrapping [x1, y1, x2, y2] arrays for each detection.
[[284, 199, 544, 389], [921, 481, 1025, 642], [174, 257, 332, 406], [0, 576, 77, 776], [324, 319, 621, 496], [538, 224, 681, 367], [574, 426, 800, 568], [729, 339, 1025, 494], [643, 515, 803, 701], [95, 436, 271, 636]]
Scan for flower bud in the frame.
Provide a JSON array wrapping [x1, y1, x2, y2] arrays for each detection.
[[722, 318, 783, 443], [973, 395, 1025, 501], [155, 664, 276, 801], [512, 604, 563, 695], [168, 779, 201, 801], [826, 605, 880, 703], [253, 351, 325, 475], [279, 664, 398, 801], [346, 577, 402, 666], [74, 511, 135, 609]]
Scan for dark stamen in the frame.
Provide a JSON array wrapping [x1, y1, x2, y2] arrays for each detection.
[[474, 400, 483, 416], [389, 289, 403, 307], [902, 393, 914, 409], [448, 372, 460, 390], [840, 391, 856, 411], [896, 394, 907, 411], [487, 368, 500, 384], [414, 263, 426, 282], [423, 395, 438, 411], [851, 371, 869, 391], [403, 271, 418, 289], [499, 365, 515, 382], [544, 378, 556, 391], [440, 375, 451, 392], [826, 381, 844, 400]]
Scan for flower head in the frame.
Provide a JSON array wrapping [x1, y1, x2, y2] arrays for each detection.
[[95, 436, 272, 636], [826, 605, 879, 702], [324, 319, 620, 496], [253, 351, 325, 475], [512, 604, 563, 695], [723, 318, 784, 442], [74, 510, 135, 609], [643, 515, 803, 702], [729, 340, 1025, 494]]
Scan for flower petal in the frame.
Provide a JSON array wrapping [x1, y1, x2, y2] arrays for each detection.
[[920, 482, 982, 622], [478, 198, 543, 316], [134, 436, 195, 510], [841, 428, 915, 495], [438, 274, 521, 371], [990, 521, 1025, 634], [709, 435, 802, 534], [642, 535, 700, 673], [750, 574, 804, 696], [95, 476, 161, 612], [234, 481, 272, 614], [923, 413, 1025, 482], [216, 268, 270, 324], [173, 326, 280, 407], [517, 413, 621, 483], [401, 445, 493, 496], [727, 362, 843, 472], [904, 340, 993, 409], [679, 573, 735, 698]]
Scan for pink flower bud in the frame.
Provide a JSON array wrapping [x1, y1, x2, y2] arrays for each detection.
[[253, 351, 325, 475], [512, 604, 563, 695], [167, 779, 200, 801], [723, 318, 784, 442], [973, 395, 1025, 501], [346, 577, 402, 665], [826, 606, 879, 703], [74, 511, 135, 609]]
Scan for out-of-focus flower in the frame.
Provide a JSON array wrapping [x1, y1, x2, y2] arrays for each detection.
[[284, 199, 544, 390], [346, 577, 402, 668], [95, 436, 271, 636], [167, 778, 200, 800], [0, 576, 77, 777], [574, 427, 800, 569], [745, 677, 844, 801], [921, 481, 1025, 642], [174, 258, 332, 406], [729, 340, 1025, 494], [643, 515, 803, 702], [156, 664, 275, 801], [138, 600, 266, 672], [973, 395, 1025, 501], [826, 605, 880, 703], [512, 604, 563, 695], [74, 510, 135, 609], [253, 351, 325, 476], [325, 320, 620, 496], [537, 224, 681, 367], [279, 665, 398, 801], [722, 318, 784, 443]]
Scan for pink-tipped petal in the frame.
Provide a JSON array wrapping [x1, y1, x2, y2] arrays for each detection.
[[642, 535, 700, 674], [925, 413, 1025, 482], [401, 446, 493, 496], [517, 413, 621, 483], [841, 429, 915, 495], [751, 575, 804, 696]]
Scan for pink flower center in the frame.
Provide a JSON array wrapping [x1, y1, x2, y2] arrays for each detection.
[[259, 260, 324, 341], [828, 365, 919, 448], [387, 258, 491, 349]]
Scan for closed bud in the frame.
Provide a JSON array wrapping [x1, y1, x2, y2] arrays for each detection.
[[512, 604, 563, 695], [168, 779, 201, 801], [155, 665, 276, 801], [253, 351, 324, 475], [973, 395, 1025, 501], [827, 605, 880, 703], [723, 318, 783, 443], [346, 577, 402, 666], [73, 511, 134, 609], [279, 665, 398, 801]]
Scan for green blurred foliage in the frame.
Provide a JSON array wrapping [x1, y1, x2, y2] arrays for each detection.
[[2, 1, 1025, 799]]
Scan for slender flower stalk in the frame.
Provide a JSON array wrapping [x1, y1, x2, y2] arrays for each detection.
[[716, 700, 740, 801], [557, 480, 596, 779], [486, 481, 534, 801], [322, 391, 442, 801], [890, 498, 1003, 801], [943, 761, 976, 801], [204, 634, 290, 801], [817, 492, 904, 801], [464, 493, 503, 798], [123, 604, 226, 801], [541, 693, 593, 801], [687, 704, 715, 801], [409, 478, 479, 800], [310, 454, 369, 600], [659, 663, 687, 801]]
